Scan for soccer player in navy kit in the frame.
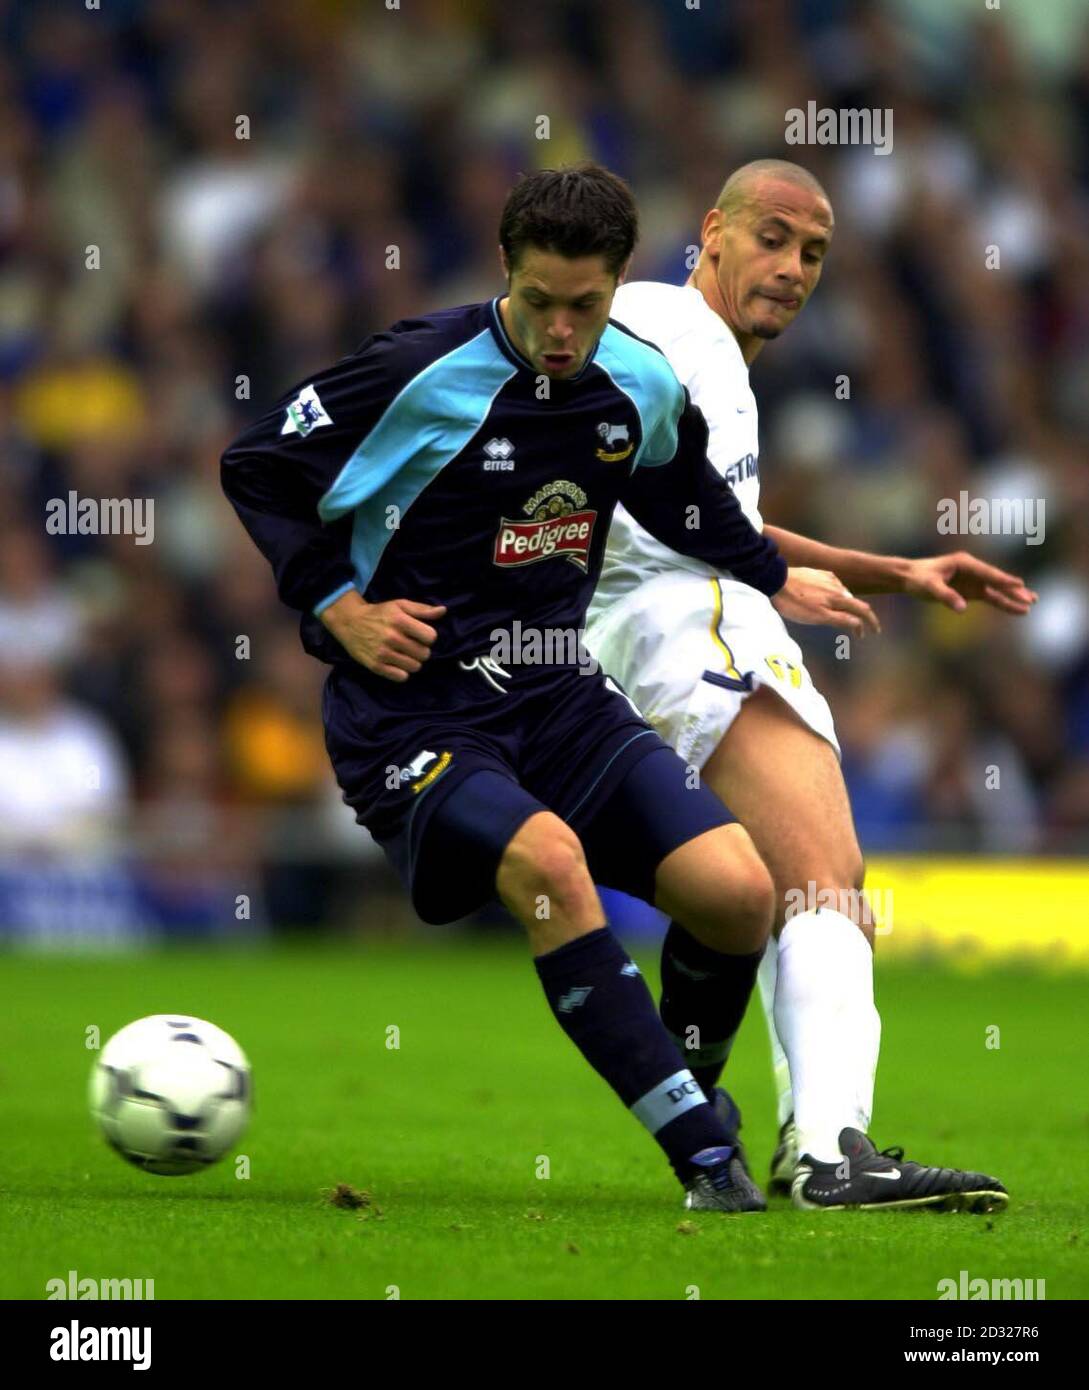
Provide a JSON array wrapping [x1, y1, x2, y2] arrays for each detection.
[[221, 164, 870, 1211]]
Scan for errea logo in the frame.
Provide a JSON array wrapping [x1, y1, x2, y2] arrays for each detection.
[[483, 437, 515, 470]]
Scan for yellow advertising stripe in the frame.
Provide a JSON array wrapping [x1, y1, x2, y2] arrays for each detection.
[[861, 858, 1089, 966]]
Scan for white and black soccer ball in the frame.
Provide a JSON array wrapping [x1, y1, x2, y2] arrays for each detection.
[[89, 1015, 251, 1176]]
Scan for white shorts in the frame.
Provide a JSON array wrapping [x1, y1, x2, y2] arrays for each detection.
[[585, 572, 840, 771]]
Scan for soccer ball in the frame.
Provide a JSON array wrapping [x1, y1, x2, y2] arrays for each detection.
[[89, 1015, 251, 1175]]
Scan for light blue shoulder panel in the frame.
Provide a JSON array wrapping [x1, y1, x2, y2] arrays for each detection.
[[317, 330, 516, 589], [593, 324, 686, 469]]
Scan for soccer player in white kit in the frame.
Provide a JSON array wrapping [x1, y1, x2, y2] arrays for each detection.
[[587, 160, 1033, 1211]]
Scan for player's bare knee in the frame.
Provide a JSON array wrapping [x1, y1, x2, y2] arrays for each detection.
[[684, 830, 774, 954], [819, 846, 865, 899], [775, 847, 871, 938], [773, 839, 867, 926], [497, 813, 592, 917], [724, 852, 775, 953], [533, 839, 593, 915]]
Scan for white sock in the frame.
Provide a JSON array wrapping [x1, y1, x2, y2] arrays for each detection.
[[757, 937, 794, 1126], [773, 908, 881, 1164]]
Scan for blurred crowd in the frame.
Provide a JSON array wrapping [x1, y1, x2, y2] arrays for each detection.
[[1, 0, 1087, 938]]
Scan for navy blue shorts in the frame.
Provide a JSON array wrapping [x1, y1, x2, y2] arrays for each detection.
[[323, 657, 732, 924]]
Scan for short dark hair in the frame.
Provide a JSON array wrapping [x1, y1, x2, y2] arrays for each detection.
[[499, 163, 638, 278]]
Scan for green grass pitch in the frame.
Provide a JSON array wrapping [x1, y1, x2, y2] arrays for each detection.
[[2, 939, 1084, 1300]]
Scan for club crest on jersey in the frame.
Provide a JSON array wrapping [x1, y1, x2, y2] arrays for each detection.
[[595, 421, 633, 462], [493, 480, 597, 572], [281, 385, 332, 438], [399, 749, 453, 794]]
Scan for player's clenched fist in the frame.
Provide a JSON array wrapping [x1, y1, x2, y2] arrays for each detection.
[[319, 590, 446, 681], [771, 567, 881, 639]]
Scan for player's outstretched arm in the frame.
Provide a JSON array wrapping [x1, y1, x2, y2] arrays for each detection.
[[619, 398, 879, 636], [318, 590, 446, 682], [763, 526, 1037, 615]]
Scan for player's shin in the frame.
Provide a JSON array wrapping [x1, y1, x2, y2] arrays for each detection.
[[756, 937, 794, 1125], [773, 907, 881, 1163], [659, 921, 764, 1101], [534, 926, 738, 1184]]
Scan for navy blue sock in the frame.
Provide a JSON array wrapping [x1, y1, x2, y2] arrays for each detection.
[[660, 921, 765, 1101], [535, 926, 734, 1184]]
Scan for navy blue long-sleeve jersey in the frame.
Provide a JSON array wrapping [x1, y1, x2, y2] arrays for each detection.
[[220, 297, 786, 667]]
